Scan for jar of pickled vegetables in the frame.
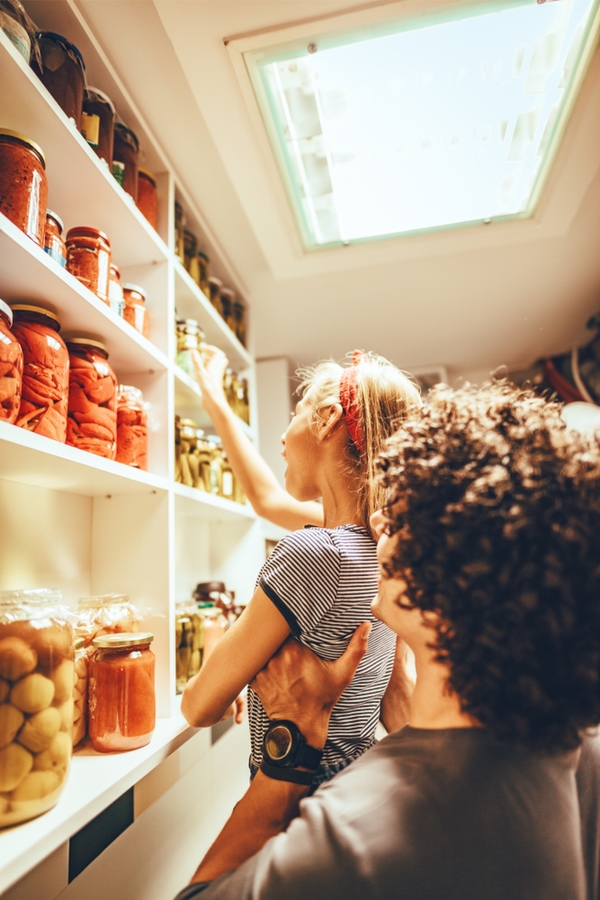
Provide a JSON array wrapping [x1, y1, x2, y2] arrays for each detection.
[[43, 210, 67, 268], [176, 319, 204, 379], [0, 298, 24, 425], [108, 264, 124, 317], [65, 227, 112, 304], [207, 435, 225, 495], [0, 588, 74, 828], [0, 130, 48, 245], [232, 299, 247, 347], [122, 284, 149, 339], [11, 304, 69, 442], [113, 124, 139, 200], [208, 277, 223, 317], [72, 637, 87, 748], [81, 87, 115, 165], [197, 606, 228, 663], [116, 385, 148, 469], [137, 169, 158, 231], [88, 633, 155, 753], [75, 594, 140, 649], [174, 201, 185, 263], [175, 603, 203, 694], [66, 338, 117, 460], [197, 252, 210, 298], [220, 288, 236, 333], [32, 32, 86, 128]]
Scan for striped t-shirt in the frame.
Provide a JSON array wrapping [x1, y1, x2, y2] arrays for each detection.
[[248, 524, 396, 769]]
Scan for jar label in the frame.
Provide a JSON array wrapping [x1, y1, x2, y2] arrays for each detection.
[[81, 112, 100, 147], [222, 471, 234, 498], [44, 245, 67, 267], [112, 161, 125, 187]]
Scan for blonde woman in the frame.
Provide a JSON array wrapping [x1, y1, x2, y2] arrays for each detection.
[[181, 347, 420, 786]]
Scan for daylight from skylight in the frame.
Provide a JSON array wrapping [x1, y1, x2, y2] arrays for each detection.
[[250, 0, 599, 248]]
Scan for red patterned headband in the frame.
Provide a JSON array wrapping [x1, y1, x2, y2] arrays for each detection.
[[339, 350, 366, 453]]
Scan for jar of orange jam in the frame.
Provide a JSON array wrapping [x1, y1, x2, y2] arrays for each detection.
[[88, 632, 155, 753]]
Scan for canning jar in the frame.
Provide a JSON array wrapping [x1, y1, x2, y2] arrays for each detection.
[[178, 418, 198, 488], [175, 602, 203, 694], [237, 377, 250, 425], [174, 202, 185, 263], [66, 338, 117, 460], [197, 252, 210, 298], [72, 637, 87, 748], [88, 633, 155, 753], [0, 589, 74, 828], [31, 33, 86, 128], [108, 264, 124, 317], [122, 284, 149, 339], [223, 368, 238, 414], [219, 288, 236, 332], [43, 210, 67, 268], [197, 606, 228, 663], [176, 319, 204, 379], [81, 87, 115, 165], [0, 298, 24, 425], [137, 169, 158, 230], [183, 230, 197, 276], [116, 385, 148, 469], [113, 124, 139, 200], [0, 130, 48, 246], [0, 0, 33, 61], [232, 299, 247, 347], [208, 277, 223, 317], [65, 227, 111, 304], [11, 304, 69, 442]]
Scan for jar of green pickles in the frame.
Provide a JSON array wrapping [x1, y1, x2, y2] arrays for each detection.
[[174, 602, 203, 694], [175, 319, 204, 379]]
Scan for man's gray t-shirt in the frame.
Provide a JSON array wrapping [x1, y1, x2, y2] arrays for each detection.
[[175, 726, 585, 900]]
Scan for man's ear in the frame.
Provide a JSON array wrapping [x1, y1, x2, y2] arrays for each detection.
[[317, 403, 344, 442]]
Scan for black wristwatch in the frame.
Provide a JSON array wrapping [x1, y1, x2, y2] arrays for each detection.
[[260, 720, 324, 785]]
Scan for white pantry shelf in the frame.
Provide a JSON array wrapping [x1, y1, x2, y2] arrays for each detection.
[[174, 482, 256, 522], [173, 366, 255, 439]]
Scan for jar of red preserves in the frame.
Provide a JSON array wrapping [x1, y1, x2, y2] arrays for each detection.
[[122, 284, 149, 339], [43, 210, 67, 268], [66, 338, 117, 460], [81, 87, 115, 165], [31, 33, 86, 128], [88, 632, 155, 753], [108, 264, 124, 317], [137, 169, 158, 230], [113, 124, 139, 200], [0, 298, 24, 425], [0, 130, 48, 246], [11, 304, 69, 442], [116, 385, 148, 469], [65, 227, 111, 304]]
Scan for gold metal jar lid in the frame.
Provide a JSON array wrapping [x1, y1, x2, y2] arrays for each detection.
[[92, 632, 153, 649], [0, 129, 46, 168], [138, 167, 156, 185], [11, 304, 60, 328], [66, 337, 109, 358], [0, 298, 13, 325]]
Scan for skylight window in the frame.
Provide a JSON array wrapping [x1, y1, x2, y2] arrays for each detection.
[[244, 0, 600, 249]]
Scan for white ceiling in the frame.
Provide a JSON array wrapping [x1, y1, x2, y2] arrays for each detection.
[[75, 1, 600, 378]]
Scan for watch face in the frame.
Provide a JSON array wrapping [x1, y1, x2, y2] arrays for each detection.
[[266, 724, 293, 761]]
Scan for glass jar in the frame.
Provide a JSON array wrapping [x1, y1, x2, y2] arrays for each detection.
[[66, 338, 117, 460], [197, 252, 210, 298], [197, 606, 228, 663], [43, 210, 67, 268], [88, 633, 155, 753], [232, 299, 247, 347], [116, 385, 148, 469], [0, 130, 48, 245], [75, 594, 140, 650], [113, 124, 139, 200], [0, 0, 32, 61], [195, 433, 213, 492], [207, 435, 225, 496], [108, 264, 124, 317], [11, 304, 69, 442], [208, 277, 223, 317], [193, 581, 228, 610], [0, 298, 24, 425], [223, 368, 238, 414], [137, 169, 158, 231], [81, 87, 115, 165], [174, 201, 185, 263], [183, 230, 197, 276], [72, 637, 87, 748], [176, 319, 204, 379], [122, 284, 150, 339], [178, 418, 199, 488], [237, 377, 250, 425], [31, 32, 86, 128], [0, 589, 74, 828], [65, 227, 112, 305], [221, 453, 235, 502], [175, 603, 203, 694], [219, 288, 236, 332]]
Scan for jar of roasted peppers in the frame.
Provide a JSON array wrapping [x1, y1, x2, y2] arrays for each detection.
[[116, 385, 148, 469], [66, 338, 117, 460], [11, 304, 69, 442], [31, 32, 86, 128], [137, 169, 158, 231], [0, 130, 48, 246], [43, 210, 67, 268], [88, 633, 155, 753], [81, 87, 115, 165], [113, 124, 139, 200], [122, 284, 149, 339], [65, 227, 112, 305], [0, 298, 24, 425]]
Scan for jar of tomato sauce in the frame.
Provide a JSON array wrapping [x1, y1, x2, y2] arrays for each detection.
[[65, 227, 111, 304], [0, 298, 24, 425], [116, 384, 148, 469], [88, 632, 155, 753], [66, 338, 117, 460], [137, 169, 158, 230], [122, 284, 149, 339], [81, 87, 115, 165], [0, 130, 48, 245], [43, 210, 67, 268], [31, 33, 86, 128], [113, 124, 139, 200]]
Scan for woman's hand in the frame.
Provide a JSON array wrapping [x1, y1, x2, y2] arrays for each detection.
[[191, 345, 229, 414]]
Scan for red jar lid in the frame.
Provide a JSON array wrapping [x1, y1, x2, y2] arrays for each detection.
[[0, 298, 13, 325], [66, 226, 111, 246]]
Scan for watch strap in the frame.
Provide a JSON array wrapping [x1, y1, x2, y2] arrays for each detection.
[[295, 742, 324, 770], [260, 761, 316, 785]]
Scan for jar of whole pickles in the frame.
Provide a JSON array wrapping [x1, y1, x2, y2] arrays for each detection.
[[11, 304, 69, 442], [88, 633, 155, 753], [0, 299, 23, 425], [81, 87, 115, 165], [0, 130, 48, 246], [43, 210, 67, 268], [122, 284, 150, 339], [66, 338, 117, 459], [208, 277, 223, 317], [232, 299, 247, 347], [75, 594, 140, 650], [137, 169, 158, 231], [113, 124, 139, 200], [197, 252, 210, 298], [66, 227, 112, 304], [220, 288, 236, 333], [72, 637, 87, 748], [174, 201, 185, 263], [31, 33, 86, 128], [176, 319, 204, 379], [116, 385, 148, 469], [0, 589, 74, 828], [108, 264, 124, 317], [175, 602, 203, 694]]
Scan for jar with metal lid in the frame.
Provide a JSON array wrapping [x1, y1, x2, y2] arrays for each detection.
[[197, 606, 228, 663], [176, 318, 204, 379], [66, 338, 117, 460], [116, 384, 148, 469], [221, 452, 235, 502], [223, 368, 238, 414], [232, 299, 247, 347], [193, 581, 227, 609], [88, 632, 155, 753], [75, 594, 140, 649], [178, 418, 199, 488], [197, 252, 210, 297], [208, 276, 223, 317], [65, 227, 112, 304], [81, 87, 115, 165], [11, 304, 69, 442], [31, 32, 86, 128], [72, 637, 87, 747], [122, 284, 150, 339], [175, 602, 203, 694], [0, 588, 74, 828], [108, 264, 124, 317], [219, 288, 236, 332], [0, 0, 34, 61], [0, 130, 48, 245], [206, 435, 226, 496], [174, 201, 185, 263], [137, 169, 158, 230], [43, 210, 67, 268], [113, 123, 139, 199], [183, 230, 197, 276], [0, 298, 24, 425], [237, 377, 250, 425]]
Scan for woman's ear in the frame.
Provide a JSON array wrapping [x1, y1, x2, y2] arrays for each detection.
[[317, 403, 344, 442]]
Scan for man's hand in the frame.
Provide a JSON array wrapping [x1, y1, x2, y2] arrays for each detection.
[[250, 622, 371, 748]]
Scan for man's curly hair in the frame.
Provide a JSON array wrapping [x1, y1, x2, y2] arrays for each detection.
[[378, 381, 600, 752]]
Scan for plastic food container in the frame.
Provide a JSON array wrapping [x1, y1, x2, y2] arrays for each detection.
[[122, 284, 149, 338], [43, 210, 67, 268], [88, 633, 155, 753], [31, 32, 86, 128], [81, 87, 115, 165], [11, 304, 69, 442], [65, 227, 112, 304], [0, 589, 74, 828], [72, 637, 87, 748], [113, 124, 139, 199], [137, 169, 158, 230], [75, 594, 140, 649], [0, 298, 24, 425], [66, 338, 117, 459], [116, 385, 148, 469], [0, 130, 48, 245], [108, 264, 124, 317]]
